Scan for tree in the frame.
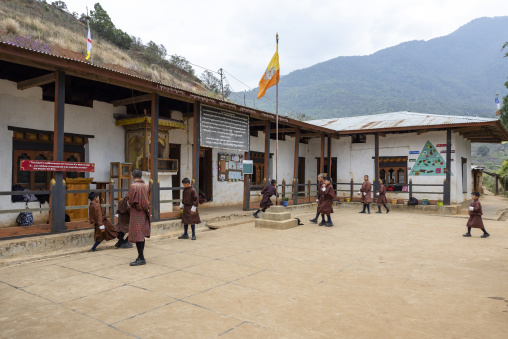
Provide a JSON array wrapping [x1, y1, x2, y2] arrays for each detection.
[[89, 3, 132, 50], [169, 55, 195, 76], [199, 70, 231, 98], [500, 42, 508, 129], [476, 145, 490, 157]]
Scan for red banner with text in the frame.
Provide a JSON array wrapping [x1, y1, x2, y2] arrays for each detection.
[[20, 160, 95, 172]]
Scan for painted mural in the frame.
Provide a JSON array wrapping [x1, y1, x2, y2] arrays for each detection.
[[409, 141, 453, 176]]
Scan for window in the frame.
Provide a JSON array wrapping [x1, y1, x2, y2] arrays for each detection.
[[11, 128, 88, 196], [352, 134, 366, 143], [461, 158, 468, 193], [378, 157, 408, 190]]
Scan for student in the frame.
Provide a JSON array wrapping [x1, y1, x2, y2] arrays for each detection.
[[310, 173, 326, 224], [375, 179, 390, 213], [88, 192, 117, 252], [115, 197, 133, 248], [464, 191, 490, 238], [127, 169, 151, 266], [253, 179, 278, 218], [358, 175, 372, 214], [179, 177, 201, 240], [319, 176, 336, 227]]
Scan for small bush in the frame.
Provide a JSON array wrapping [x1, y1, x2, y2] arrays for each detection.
[[2, 18, 20, 35]]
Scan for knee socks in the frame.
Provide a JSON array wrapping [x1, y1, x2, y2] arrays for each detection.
[[365, 204, 370, 213], [378, 205, 381, 212], [326, 215, 332, 223], [321, 214, 325, 222], [91, 240, 101, 251], [117, 232, 125, 242], [183, 224, 188, 235], [481, 228, 488, 235], [315, 212, 320, 219], [467, 227, 471, 234], [136, 241, 145, 260], [384, 204, 389, 211], [191, 225, 195, 235]]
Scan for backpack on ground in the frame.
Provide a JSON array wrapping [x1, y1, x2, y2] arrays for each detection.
[[408, 197, 418, 206], [16, 202, 34, 226]]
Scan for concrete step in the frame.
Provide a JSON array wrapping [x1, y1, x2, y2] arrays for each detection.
[[255, 218, 299, 230], [261, 211, 292, 221], [206, 217, 253, 229]]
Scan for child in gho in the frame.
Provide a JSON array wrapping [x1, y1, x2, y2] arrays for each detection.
[[463, 191, 490, 238], [179, 178, 201, 240], [253, 179, 278, 218]]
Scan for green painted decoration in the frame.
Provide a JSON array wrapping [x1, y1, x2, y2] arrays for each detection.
[[409, 141, 453, 176]]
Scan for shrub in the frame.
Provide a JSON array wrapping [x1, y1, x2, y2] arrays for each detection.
[[2, 18, 20, 35], [6, 34, 52, 53]]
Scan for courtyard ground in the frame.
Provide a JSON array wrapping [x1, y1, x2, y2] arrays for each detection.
[[0, 206, 507, 338]]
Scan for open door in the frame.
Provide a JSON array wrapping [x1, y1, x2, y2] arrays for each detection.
[[298, 157, 306, 192], [199, 148, 213, 201], [169, 144, 181, 201]]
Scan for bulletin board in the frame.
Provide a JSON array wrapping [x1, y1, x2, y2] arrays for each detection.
[[218, 152, 244, 182]]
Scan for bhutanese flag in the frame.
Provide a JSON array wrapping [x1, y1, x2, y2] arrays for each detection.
[[86, 26, 92, 60], [257, 42, 279, 99]]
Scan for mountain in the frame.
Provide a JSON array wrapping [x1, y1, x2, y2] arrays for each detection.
[[233, 16, 508, 119]]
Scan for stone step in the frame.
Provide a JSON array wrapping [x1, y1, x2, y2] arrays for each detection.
[[261, 211, 292, 221], [207, 217, 253, 229], [255, 218, 299, 230]]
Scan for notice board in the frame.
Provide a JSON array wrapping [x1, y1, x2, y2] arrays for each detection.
[[200, 105, 250, 152], [218, 152, 244, 182]]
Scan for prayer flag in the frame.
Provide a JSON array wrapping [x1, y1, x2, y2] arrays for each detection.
[[495, 95, 501, 109], [257, 43, 279, 99], [86, 26, 92, 60]]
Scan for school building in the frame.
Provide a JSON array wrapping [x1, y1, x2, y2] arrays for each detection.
[[1, 42, 507, 235]]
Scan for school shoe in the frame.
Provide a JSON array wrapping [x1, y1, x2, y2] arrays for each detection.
[[121, 242, 133, 248], [192, 234, 196, 240], [253, 212, 259, 218], [178, 234, 189, 239], [130, 258, 146, 266], [386, 209, 390, 213], [114, 240, 122, 248], [318, 221, 326, 226], [462, 233, 471, 237], [309, 218, 318, 223], [325, 222, 334, 227], [376, 211, 382, 214], [359, 211, 366, 214], [481, 233, 490, 238], [89, 248, 97, 252]]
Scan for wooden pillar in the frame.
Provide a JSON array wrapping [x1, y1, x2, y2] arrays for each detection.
[[243, 150, 251, 210], [320, 133, 324, 174], [193, 102, 201, 194], [150, 93, 160, 221], [264, 121, 271, 185], [443, 128, 452, 205], [327, 134, 332, 179], [495, 175, 499, 195], [293, 127, 300, 205], [51, 71, 66, 233], [374, 133, 379, 196]]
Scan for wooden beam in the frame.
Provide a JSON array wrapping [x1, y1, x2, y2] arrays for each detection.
[[271, 127, 297, 134], [250, 121, 268, 127], [111, 93, 152, 107], [301, 133, 322, 138], [17, 72, 56, 90], [320, 134, 324, 174], [417, 129, 430, 135], [454, 126, 482, 133]]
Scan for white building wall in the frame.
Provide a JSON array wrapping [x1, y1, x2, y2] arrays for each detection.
[[0, 79, 126, 227]]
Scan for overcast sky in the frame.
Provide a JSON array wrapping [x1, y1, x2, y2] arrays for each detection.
[[63, 0, 507, 90]]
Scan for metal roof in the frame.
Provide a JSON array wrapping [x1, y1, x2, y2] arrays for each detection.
[[308, 111, 500, 132]]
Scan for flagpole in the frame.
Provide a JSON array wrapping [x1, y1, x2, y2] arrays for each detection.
[[275, 33, 279, 204], [86, 6, 93, 64]]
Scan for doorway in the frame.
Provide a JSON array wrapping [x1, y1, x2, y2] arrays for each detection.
[[298, 157, 306, 192], [199, 148, 213, 201], [169, 144, 181, 201], [316, 157, 337, 181]]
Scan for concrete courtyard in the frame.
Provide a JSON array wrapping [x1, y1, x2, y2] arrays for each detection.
[[1, 207, 507, 338]]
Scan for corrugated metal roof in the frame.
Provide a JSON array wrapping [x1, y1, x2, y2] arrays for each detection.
[[308, 111, 499, 132]]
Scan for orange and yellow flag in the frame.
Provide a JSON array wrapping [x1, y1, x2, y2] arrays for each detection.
[[257, 42, 279, 99]]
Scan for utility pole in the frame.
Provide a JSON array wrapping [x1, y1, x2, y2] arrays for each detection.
[[218, 68, 224, 100]]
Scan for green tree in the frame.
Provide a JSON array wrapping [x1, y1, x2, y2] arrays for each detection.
[[169, 55, 195, 76], [476, 145, 490, 157], [500, 42, 508, 129], [90, 3, 132, 50], [200, 70, 231, 98]]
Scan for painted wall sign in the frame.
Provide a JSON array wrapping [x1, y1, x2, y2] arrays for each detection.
[[439, 150, 455, 153], [409, 151, 420, 154], [409, 140, 453, 176], [409, 159, 416, 162], [200, 105, 250, 152], [242, 160, 254, 175], [20, 160, 95, 172], [436, 144, 446, 147]]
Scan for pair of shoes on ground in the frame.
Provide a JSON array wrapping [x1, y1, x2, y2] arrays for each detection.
[[178, 234, 196, 240], [463, 233, 490, 238], [130, 258, 146, 266], [115, 240, 133, 248]]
